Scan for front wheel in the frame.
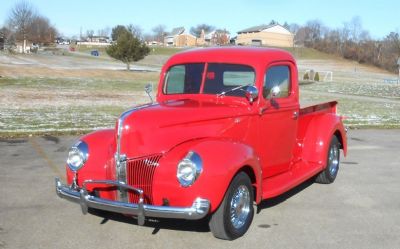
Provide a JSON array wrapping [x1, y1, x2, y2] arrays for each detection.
[[315, 136, 341, 184], [209, 172, 254, 240]]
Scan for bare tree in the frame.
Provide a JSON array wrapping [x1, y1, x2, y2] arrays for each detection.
[[86, 30, 94, 42], [143, 33, 155, 43], [288, 23, 300, 34], [7, 1, 35, 53], [348, 16, 362, 42], [152, 25, 166, 43], [305, 20, 323, 43], [212, 29, 230, 45], [97, 27, 110, 37], [190, 24, 214, 37], [127, 24, 143, 40], [29, 15, 57, 45]]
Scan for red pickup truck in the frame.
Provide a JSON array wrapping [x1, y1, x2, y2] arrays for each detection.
[[56, 47, 347, 240]]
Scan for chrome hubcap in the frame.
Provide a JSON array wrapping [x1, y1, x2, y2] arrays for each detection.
[[328, 144, 339, 176], [230, 185, 250, 229]]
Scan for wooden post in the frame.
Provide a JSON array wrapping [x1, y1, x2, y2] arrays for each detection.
[[397, 58, 400, 84]]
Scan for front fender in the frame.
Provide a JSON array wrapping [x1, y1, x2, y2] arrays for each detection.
[[152, 138, 262, 213], [66, 129, 116, 187], [300, 113, 347, 168]]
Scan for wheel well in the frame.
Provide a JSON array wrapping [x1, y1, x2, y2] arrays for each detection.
[[238, 166, 257, 200], [334, 130, 343, 149]]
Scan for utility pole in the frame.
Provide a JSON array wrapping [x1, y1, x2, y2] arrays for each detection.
[[397, 58, 400, 84]]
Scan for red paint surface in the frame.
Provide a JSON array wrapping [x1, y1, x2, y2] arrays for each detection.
[[65, 47, 347, 212]]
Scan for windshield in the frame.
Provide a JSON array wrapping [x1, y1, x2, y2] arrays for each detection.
[[163, 63, 255, 97]]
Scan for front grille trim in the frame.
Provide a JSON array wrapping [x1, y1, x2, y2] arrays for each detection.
[[126, 154, 162, 205]]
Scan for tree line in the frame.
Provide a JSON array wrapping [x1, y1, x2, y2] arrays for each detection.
[[2, 2, 399, 74], [1, 1, 57, 50], [290, 17, 400, 73]]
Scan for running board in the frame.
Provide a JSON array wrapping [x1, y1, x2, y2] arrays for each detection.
[[262, 160, 323, 199]]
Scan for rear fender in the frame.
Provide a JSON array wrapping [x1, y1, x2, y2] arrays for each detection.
[[153, 138, 262, 212], [299, 113, 347, 169]]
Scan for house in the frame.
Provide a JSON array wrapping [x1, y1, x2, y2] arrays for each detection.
[[15, 40, 34, 53], [195, 29, 230, 46], [204, 30, 230, 46], [164, 27, 196, 47], [87, 36, 109, 43], [77, 36, 111, 46], [236, 24, 294, 47]]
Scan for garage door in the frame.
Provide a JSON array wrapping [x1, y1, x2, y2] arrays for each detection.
[[251, 39, 262, 46]]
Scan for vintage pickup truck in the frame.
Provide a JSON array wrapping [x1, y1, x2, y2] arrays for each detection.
[[55, 47, 347, 240]]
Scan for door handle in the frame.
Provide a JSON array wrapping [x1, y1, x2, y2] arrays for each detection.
[[292, 111, 299, 120]]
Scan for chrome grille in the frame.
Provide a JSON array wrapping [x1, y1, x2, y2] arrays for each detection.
[[126, 154, 162, 205]]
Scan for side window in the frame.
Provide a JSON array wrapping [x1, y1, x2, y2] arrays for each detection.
[[263, 65, 290, 99], [164, 63, 204, 94]]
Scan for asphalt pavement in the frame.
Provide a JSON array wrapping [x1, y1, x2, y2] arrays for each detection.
[[0, 129, 399, 249]]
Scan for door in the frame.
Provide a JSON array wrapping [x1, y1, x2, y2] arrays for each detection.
[[259, 63, 299, 178]]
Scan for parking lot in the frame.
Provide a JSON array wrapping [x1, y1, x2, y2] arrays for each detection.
[[1, 129, 399, 249]]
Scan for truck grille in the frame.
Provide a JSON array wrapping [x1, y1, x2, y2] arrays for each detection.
[[126, 154, 162, 205]]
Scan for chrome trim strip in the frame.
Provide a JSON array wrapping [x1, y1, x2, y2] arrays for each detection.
[[55, 178, 210, 223], [115, 103, 157, 201]]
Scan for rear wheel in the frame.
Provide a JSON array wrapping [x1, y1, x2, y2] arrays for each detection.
[[209, 172, 254, 240], [315, 136, 341, 184]]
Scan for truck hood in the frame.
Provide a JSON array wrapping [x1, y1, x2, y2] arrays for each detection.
[[117, 98, 253, 158]]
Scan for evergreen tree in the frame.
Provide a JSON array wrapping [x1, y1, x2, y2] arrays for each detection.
[[106, 29, 150, 70]]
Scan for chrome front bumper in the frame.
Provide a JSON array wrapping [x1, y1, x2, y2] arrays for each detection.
[[55, 178, 210, 225]]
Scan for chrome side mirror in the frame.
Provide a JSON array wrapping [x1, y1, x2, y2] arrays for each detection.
[[144, 83, 153, 103], [270, 86, 281, 98], [245, 85, 259, 104]]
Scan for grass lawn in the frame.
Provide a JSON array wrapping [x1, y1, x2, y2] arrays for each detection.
[[0, 75, 158, 137], [1, 46, 399, 137]]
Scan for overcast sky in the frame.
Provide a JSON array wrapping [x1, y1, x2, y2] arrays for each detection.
[[0, 0, 398, 39]]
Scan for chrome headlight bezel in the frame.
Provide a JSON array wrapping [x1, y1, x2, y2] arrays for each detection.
[[177, 151, 203, 187], [67, 141, 89, 172]]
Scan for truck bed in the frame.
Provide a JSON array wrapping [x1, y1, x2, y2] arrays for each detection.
[[299, 100, 338, 116]]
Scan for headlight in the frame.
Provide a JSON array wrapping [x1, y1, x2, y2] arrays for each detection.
[[177, 151, 203, 187], [67, 141, 89, 172]]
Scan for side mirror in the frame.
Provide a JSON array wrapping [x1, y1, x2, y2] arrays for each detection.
[[270, 86, 281, 98], [144, 83, 153, 103], [145, 83, 152, 94], [245, 85, 259, 104]]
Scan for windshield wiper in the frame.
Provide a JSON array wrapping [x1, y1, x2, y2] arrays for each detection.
[[217, 84, 251, 97]]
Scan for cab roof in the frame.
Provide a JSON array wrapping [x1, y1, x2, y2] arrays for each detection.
[[164, 47, 296, 67]]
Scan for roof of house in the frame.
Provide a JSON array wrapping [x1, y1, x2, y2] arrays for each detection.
[[237, 24, 291, 34]]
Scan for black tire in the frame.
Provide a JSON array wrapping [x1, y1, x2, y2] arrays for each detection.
[[209, 172, 254, 240], [315, 136, 341, 184]]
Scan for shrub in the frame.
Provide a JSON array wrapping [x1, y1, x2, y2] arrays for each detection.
[[303, 72, 310, 80], [314, 72, 320, 81]]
